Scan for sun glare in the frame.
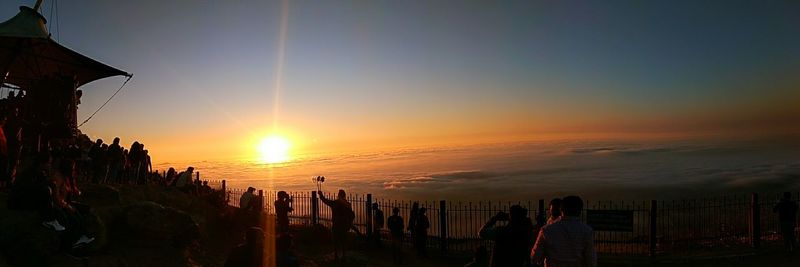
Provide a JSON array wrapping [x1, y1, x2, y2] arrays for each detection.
[[256, 135, 291, 164]]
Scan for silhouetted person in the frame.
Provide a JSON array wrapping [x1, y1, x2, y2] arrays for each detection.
[[143, 149, 152, 174], [387, 207, 404, 264], [201, 181, 212, 194], [107, 137, 123, 183], [479, 205, 533, 267], [224, 227, 264, 267], [166, 167, 177, 186], [531, 195, 596, 267], [175, 166, 195, 190], [318, 189, 355, 260], [275, 191, 293, 233], [88, 139, 104, 183], [240, 187, 257, 211], [408, 202, 419, 235], [129, 141, 143, 183], [372, 203, 384, 245], [774, 192, 798, 252], [547, 198, 562, 225], [414, 207, 429, 257], [464, 246, 489, 267]]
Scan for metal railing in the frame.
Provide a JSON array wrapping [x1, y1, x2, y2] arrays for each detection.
[[208, 180, 798, 257]]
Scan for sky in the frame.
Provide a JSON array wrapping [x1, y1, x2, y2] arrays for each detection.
[[2, 0, 799, 163]]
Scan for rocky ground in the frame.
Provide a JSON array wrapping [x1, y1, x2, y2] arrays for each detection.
[[0, 184, 246, 266]]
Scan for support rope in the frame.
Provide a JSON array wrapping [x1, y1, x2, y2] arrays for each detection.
[[77, 74, 133, 128]]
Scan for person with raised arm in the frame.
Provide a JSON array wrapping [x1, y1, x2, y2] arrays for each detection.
[[318, 189, 355, 261]]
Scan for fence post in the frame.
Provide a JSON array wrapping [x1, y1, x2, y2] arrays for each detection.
[[221, 180, 227, 204], [258, 190, 264, 210], [366, 194, 373, 240], [440, 200, 448, 252], [538, 199, 545, 225], [649, 200, 657, 258], [311, 191, 319, 225], [750, 193, 761, 248], [196, 171, 200, 181]]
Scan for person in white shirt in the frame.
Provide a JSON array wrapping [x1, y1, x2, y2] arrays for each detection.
[[531, 195, 596, 267]]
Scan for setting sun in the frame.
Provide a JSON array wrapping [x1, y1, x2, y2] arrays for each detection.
[[256, 135, 291, 164]]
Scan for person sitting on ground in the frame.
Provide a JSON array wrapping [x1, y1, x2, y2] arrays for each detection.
[[275, 191, 293, 233], [464, 245, 489, 267], [224, 227, 264, 267], [240, 187, 257, 211], [165, 167, 177, 186], [372, 203, 385, 245], [387, 207, 405, 264], [43, 160, 95, 249], [531, 195, 596, 267], [201, 181, 212, 194], [774, 192, 798, 252], [175, 166, 195, 189], [318, 189, 355, 260], [479, 205, 533, 267], [414, 207, 430, 257]]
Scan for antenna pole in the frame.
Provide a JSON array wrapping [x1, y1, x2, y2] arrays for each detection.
[[34, 0, 44, 11]]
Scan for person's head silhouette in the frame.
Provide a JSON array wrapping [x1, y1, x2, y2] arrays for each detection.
[[337, 189, 346, 200], [113, 137, 120, 145], [549, 198, 562, 217], [247, 187, 256, 193], [372, 203, 379, 210], [561, 196, 583, 217], [510, 205, 525, 222], [278, 191, 289, 200], [392, 207, 400, 215], [419, 207, 427, 215]]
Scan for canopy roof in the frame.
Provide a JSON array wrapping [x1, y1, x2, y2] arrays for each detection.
[[0, 6, 130, 89]]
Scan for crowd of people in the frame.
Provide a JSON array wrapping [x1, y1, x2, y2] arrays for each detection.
[[0, 109, 216, 252], [227, 186, 597, 266], [217, 181, 799, 267]]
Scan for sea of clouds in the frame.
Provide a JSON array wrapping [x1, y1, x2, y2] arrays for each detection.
[[155, 137, 800, 201]]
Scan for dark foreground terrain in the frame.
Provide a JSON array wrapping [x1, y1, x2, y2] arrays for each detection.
[[2, 185, 799, 266]]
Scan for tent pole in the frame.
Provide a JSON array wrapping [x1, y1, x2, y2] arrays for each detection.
[[34, 0, 44, 11]]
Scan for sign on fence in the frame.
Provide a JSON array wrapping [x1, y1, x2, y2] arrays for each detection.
[[587, 210, 634, 232]]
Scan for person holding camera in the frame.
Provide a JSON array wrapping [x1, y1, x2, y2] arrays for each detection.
[[479, 205, 533, 267], [275, 191, 293, 234]]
